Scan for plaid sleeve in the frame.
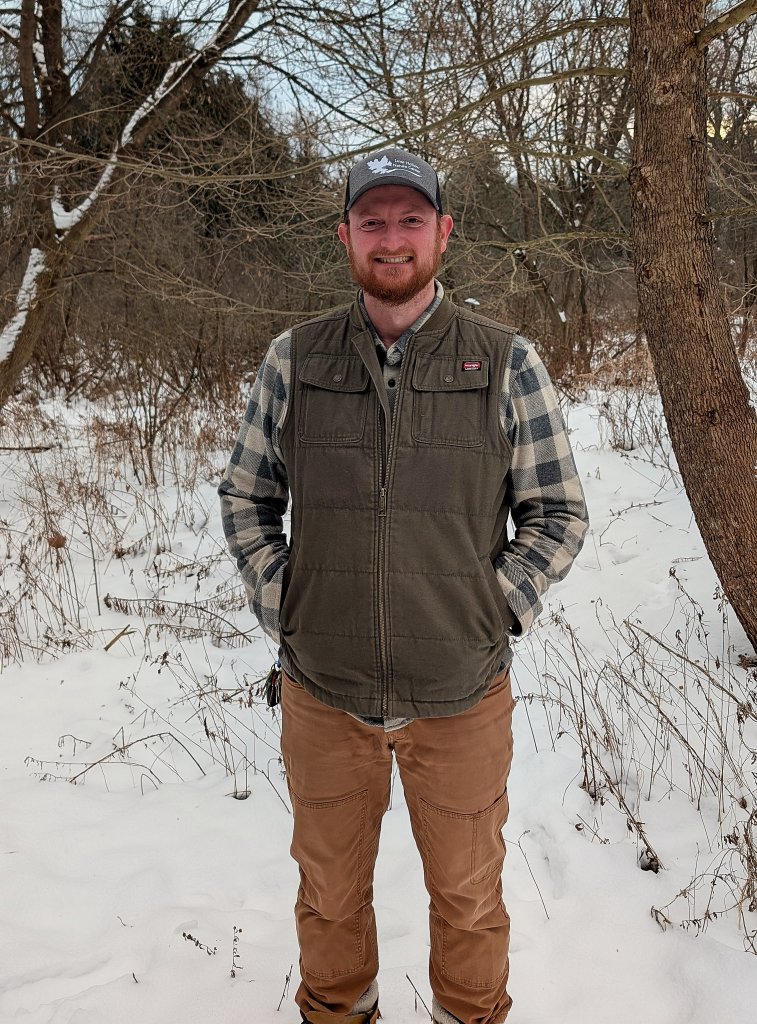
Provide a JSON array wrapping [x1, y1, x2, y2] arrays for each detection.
[[495, 335, 589, 635], [218, 331, 291, 644]]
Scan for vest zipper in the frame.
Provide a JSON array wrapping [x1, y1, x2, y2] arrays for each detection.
[[375, 344, 410, 718], [377, 406, 389, 715]]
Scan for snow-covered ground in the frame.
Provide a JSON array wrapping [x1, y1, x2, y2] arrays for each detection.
[[1, 391, 755, 1023]]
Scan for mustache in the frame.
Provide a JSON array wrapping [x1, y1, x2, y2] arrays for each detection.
[[369, 248, 415, 259]]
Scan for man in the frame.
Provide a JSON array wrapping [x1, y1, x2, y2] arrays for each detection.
[[219, 148, 589, 1024]]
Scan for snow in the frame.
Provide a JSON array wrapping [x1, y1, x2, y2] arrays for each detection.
[[51, 156, 118, 232], [121, 60, 185, 147], [545, 194, 564, 219], [32, 33, 47, 78], [0, 392, 756, 1023], [463, 297, 480, 306], [0, 248, 46, 363]]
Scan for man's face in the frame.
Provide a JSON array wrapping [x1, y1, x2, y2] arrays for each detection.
[[337, 185, 454, 305]]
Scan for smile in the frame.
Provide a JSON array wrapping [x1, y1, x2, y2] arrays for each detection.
[[375, 256, 412, 264]]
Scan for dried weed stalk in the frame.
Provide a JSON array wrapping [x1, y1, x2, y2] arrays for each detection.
[[524, 577, 757, 950]]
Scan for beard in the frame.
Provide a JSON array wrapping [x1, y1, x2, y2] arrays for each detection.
[[346, 233, 443, 306]]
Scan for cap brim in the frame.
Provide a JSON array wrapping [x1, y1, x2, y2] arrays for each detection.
[[346, 176, 439, 213]]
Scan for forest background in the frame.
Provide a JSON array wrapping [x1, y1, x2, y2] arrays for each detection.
[[1, 0, 753, 391]]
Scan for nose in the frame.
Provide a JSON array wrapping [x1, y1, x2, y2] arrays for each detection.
[[379, 221, 406, 251]]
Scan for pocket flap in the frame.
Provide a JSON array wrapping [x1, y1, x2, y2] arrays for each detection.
[[299, 353, 370, 392], [413, 354, 489, 392]]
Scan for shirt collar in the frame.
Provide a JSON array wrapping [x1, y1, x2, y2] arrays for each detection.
[[359, 280, 444, 366]]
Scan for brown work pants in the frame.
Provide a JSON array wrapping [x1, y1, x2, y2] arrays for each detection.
[[280, 669, 515, 1024]]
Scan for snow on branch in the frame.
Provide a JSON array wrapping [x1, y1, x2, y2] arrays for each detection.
[[51, 0, 261, 237], [120, 59, 186, 148], [0, 248, 46, 364], [32, 35, 47, 78], [0, 23, 18, 46], [51, 157, 118, 233]]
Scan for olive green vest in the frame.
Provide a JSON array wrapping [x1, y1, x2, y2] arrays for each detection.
[[278, 294, 515, 718]]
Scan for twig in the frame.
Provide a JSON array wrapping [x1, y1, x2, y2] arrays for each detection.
[[512, 672, 539, 754], [515, 831, 550, 920], [0, 444, 57, 452], [277, 964, 293, 1011], [104, 624, 137, 652], [68, 731, 206, 784], [230, 925, 243, 977], [405, 973, 432, 1019]]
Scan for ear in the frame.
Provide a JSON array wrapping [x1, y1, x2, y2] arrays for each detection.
[[337, 221, 349, 249], [438, 214, 454, 253]]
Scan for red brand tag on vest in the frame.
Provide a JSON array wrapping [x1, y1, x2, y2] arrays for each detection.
[[462, 360, 482, 371]]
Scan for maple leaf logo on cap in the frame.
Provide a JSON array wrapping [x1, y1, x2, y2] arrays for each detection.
[[367, 156, 392, 175]]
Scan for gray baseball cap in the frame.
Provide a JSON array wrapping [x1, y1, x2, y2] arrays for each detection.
[[344, 148, 443, 215]]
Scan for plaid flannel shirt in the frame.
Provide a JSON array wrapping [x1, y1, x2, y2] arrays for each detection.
[[219, 284, 589, 658]]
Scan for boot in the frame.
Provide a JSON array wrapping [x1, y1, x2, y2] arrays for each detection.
[[301, 1001, 379, 1023]]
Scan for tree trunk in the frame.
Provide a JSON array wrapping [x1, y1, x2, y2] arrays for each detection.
[[628, 0, 757, 652], [0, 241, 65, 407]]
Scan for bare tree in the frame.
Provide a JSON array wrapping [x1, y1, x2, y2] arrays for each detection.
[[628, 0, 757, 652], [442, 0, 633, 373], [0, 0, 263, 407]]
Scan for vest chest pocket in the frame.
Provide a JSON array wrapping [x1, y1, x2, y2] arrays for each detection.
[[411, 354, 489, 447], [298, 353, 370, 444]]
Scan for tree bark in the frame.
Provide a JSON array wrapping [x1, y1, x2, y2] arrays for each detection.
[[628, 0, 757, 652], [0, 244, 65, 405]]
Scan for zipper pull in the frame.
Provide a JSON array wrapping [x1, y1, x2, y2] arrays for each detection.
[[378, 487, 387, 516]]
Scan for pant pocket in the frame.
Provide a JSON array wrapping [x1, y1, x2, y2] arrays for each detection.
[[421, 790, 510, 990], [290, 786, 370, 979], [421, 788, 509, 887]]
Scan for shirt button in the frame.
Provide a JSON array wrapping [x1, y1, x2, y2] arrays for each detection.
[[443, 374, 454, 383], [332, 373, 343, 383], [387, 378, 396, 387]]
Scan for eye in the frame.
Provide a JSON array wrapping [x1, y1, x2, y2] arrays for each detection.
[[402, 216, 424, 226], [360, 218, 383, 230]]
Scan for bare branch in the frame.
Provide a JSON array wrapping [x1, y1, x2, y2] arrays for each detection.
[[385, 15, 630, 86], [398, 65, 626, 140], [695, 0, 757, 50], [0, 22, 17, 45], [711, 89, 757, 103], [0, 108, 22, 133], [702, 204, 757, 222], [249, 53, 379, 134], [476, 229, 629, 253], [0, 248, 48, 364]]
